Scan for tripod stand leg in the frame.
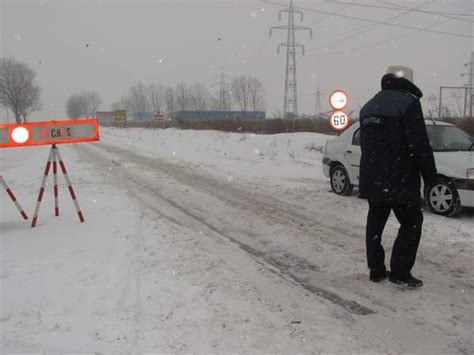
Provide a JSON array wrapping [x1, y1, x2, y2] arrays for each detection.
[[55, 148, 85, 223], [0, 175, 28, 220], [52, 147, 59, 217], [32, 147, 54, 228]]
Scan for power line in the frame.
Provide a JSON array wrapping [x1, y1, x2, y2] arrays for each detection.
[[311, 7, 472, 56], [306, 0, 432, 53], [306, 2, 352, 28], [260, 0, 473, 38], [380, 1, 474, 24], [324, 0, 474, 22]]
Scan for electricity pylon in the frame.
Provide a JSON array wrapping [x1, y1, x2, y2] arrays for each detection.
[[269, 0, 312, 119], [212, 66, 232, 111]]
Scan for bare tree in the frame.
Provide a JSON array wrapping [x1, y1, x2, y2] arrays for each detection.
[[427, 95, 439, 119], [189, 82, 210, 111], [208, 95, 221, 111], [230, 75, 265, 111], [164, 86, 175, 117], [127, 82, 149, 120], [0, 57, 42, 123], [175, 82, 191, 111], [110, 101, 122, 111], [66, 90, 102, 118], [231, 75, 249, 111], [147, 83, 165, 113], [20, 84, 42, 121], [82, 91, 102, 117], [450, 90, 464, 117], [248, 76, 265, 111], [66, 93, 86, 118]]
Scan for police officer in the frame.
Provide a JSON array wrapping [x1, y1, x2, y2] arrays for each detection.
[[359, 66, 437, 287]]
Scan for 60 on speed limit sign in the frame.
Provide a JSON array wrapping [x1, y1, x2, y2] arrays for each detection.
[[330, 111, 350, 131], [328, 90, 350, 132]]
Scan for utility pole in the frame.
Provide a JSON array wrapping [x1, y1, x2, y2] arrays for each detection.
[[269, 0, 312, 120], [461, 52, 474, 119], [314, 84, 323, 118]]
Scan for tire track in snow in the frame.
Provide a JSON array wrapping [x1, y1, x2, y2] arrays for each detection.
[[77, 143, 375, 317]]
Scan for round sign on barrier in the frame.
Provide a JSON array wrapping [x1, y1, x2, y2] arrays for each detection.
[[330, 111, 350, 131], [329, 90, 348, 110], [11, 126, 30, 144]]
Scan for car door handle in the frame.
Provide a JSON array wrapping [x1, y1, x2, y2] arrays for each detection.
[[346, 150, 352, 154]]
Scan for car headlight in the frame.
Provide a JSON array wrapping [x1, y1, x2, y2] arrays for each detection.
[[467, 169, 474, 180]]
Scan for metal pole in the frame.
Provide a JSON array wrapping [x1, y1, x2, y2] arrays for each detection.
[[438, 86, 443, 119], [464, 87, 468, 118], [470, 53, 473, 120]]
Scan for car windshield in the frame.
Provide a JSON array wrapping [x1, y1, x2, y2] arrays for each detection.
[[426, 125, 472, 152]]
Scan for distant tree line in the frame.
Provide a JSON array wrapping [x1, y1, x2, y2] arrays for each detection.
[[111, 75, 266, 119], [66, 91, 102, 118], [0, 57, 42, 123]]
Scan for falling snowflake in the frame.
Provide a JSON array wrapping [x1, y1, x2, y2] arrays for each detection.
[[250, 12, 257, 18], [14, 34, 22, 40], [227, 176, 234, 182]]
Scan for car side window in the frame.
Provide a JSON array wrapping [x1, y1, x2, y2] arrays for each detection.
[[352, 129, 361, 146]]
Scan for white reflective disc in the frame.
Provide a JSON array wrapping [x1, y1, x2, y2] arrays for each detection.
[[11, 126, 30, 144]]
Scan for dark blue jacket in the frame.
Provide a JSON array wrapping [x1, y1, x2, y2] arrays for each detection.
[[359, 74, 437, 203]]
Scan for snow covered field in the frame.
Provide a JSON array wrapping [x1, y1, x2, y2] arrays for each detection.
[[1, 127, 473, 353]]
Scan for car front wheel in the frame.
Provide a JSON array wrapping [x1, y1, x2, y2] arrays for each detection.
[[425, 178, 461, 217], [330, 165, 353, 195]]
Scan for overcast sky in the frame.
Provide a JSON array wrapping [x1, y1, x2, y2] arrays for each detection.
[[0, 0, 473, 122]]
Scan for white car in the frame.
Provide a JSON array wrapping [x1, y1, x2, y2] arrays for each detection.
[[322, 120, 474, 216]]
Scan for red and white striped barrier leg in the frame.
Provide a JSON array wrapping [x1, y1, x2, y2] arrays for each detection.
[[52, 148, 59, 217], [0, 175, 28, 220], [32, 148, 54, 228], [55, 149, 85, 223]]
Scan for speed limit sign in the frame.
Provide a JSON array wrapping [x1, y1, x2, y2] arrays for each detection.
[[329, 90, 348, 110], [330, 111, 350, 131]]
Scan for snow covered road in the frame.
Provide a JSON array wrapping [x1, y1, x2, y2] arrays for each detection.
[[1, 127, 473, 353]]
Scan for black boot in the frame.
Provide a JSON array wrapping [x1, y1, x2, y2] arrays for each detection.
[[389, 273, 423, 287], [370, 269, 390, 282]]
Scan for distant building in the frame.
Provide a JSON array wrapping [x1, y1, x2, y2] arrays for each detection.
[[174, 111, 266, 121], [96, 111, 115, 126], [129, 112, 155, 121]]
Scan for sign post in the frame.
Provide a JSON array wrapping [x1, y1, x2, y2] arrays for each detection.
[[113, 110, 127, 128], [0, 119, 99, 227], [154, 112, 164, 129], [328, 90, 350, 132]]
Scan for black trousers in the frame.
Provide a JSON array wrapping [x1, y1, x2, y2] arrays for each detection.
[[366, 200, 423, 278]]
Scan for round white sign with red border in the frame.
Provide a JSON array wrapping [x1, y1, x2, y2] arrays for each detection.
[[330, 111, 350, 131], [329, 90, 348, 110]]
